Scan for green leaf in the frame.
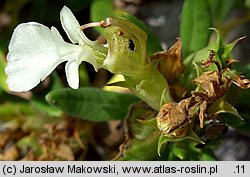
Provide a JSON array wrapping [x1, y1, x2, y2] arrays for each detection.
[[31, 97, 62, 117], [246, 0, 250, 8], [0, 102, 36, 122], [207, 0, 235, 26], [208, 97, 243, 120], [172, 144, 188, 160], [17, 136, 42, 156], [222, 36, 245, 60], [125, 102, 157, 140], [180, 0, 212, 58], [121, 134, 161, 160], [169, 141, 217, 160], [209, 29, 244, 68], [118, 102, 163, 160], [46, 87, 139, 122], [179, 46, 218, 92], [157, 127, 204, 156], [208, 97, 244, 126], [0, 50, 8, 92], [235, 112, 250, 133]]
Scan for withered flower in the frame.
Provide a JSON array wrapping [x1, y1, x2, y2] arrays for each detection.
[[150, 39, 185, 85], [157, 49, 250, 134], [156, 102, 190, 138]]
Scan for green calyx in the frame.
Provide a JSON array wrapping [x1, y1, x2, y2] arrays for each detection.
[[102, 17, 148, 79]]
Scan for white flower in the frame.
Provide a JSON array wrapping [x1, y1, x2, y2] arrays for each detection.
[[5, 6, 107, 92]]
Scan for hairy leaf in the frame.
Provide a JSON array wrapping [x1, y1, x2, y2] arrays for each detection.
[[46, 87, 139, 121]]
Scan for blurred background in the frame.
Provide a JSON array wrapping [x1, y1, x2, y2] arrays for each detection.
[[0, 0, 250, 160]]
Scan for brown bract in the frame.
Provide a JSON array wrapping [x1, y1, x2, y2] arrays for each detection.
[[157, 50, 250, 136], [232, 75, 250, 89], [192, 70, 228, 102], [150, 39, 185, 85]]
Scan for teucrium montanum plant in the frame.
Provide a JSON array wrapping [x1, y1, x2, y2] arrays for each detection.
[[5, 5, 250, 158], [5, 6, 170, 110]]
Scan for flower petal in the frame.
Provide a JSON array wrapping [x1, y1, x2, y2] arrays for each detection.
[[60, 6, 90, 45], [5, 22, 71, 92], [65, 60, 79, 89]]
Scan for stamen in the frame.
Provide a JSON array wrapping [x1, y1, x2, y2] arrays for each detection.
[[80, 18, 112, 30], [80, 22, 101, 30]]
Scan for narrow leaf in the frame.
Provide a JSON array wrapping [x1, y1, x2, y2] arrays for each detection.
[[208, 97, 244, 126], [208, 97, 243, 121], [181, 0, 212, 58], [46, 87, 139, 122], [0, 50, 8, 92]]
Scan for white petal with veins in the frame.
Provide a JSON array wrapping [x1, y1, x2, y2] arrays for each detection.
[[5, 22, 76, 91], [5, 6, 108, 92]]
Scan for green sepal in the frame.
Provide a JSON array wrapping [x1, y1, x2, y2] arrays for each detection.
[[210, 28, 244, 68], [222, 36, 245, 60], [127, 63, 170, 111], [102, 17, 148, 79]]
